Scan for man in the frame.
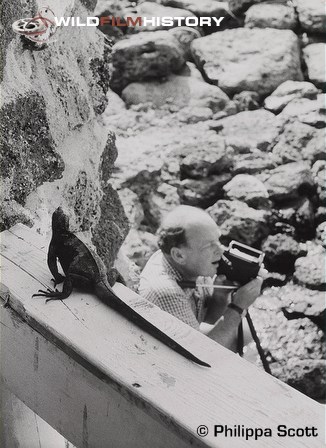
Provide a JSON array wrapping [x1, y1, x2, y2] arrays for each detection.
[[139, 205, 263, 352]]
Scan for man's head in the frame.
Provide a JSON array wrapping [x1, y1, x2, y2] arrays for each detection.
[[157, 206, 223, 279]]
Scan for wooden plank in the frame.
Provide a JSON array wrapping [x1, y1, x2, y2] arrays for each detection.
[[0, 225, 325, 447]]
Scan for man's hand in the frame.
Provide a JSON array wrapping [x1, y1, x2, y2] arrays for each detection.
[[232, 276, 263, 310]]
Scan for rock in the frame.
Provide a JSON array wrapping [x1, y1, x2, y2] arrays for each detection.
[[0, 199, 34, 232], [245, 3, 297, 30], [125, 2, 195, 33], [274, 359, 326, 400], [264, 80, 319, 113], [176, 106, 213, 123], [179, 137, 233, 178], [191, 28, 303, 96], [169, 27, 203, 60], [118, 188, 144, 228], [161, 0, 230, 17], [232, 91, 260, 112], [302, 128, 325, 164], [207, 199, 270, 246], [316, 222, 326, 248], [228, 0, 260, 13], [281, 284, 326, 324], [311, 161, 326, 204], [223, 174, 270, 209], [271, 121, 316, 164], [294, 198, 315, 240], [147, 183, 180, 227], [233, 151, 278, 175], [121, 74, 233, 115], [315, 207, 326, 225], [104, 89, 127, 116], [294, 253, 326, 290], [303, 44, 326, 90], [110, 31, 187, 92], [262, 234, 307, 274], [263, 162, 316, 202], [218, 110, 282, 151], [296, 0, 326, 34], [280, 94, 326, 128], [177, 173, 231, 208], [123, 228, 158, 268]]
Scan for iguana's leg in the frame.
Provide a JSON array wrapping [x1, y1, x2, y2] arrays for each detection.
[[32, 276, 73, 302]]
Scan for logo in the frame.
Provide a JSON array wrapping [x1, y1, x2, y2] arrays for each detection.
[[12, 6, 57, 46]]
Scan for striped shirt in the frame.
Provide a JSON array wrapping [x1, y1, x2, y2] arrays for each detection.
[[139, 250, 213, 330]]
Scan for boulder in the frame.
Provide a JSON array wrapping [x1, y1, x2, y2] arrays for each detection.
[[303, 44, 326, 90], [280, 94, 325, 128], [121, 74, 233, 115], [176, 106, 214, 124], [177, 173, 231, 208], [271, 121, 316, 164], [233, 151, 278, 175], [294, 198, 315, 240], [218, 109, 282, 150], [207, 199, 270, 245], [316, 222, 326, 248], [312, 161, 326, 204], [222, 174, 270, 209], [124, 2, 194, 33], [179, 137, 233, 178], [262, 162, 316, 202], [296, 0, 326, 34], [118, 188, 144, 228], [123, 228, 158, 268], [110, 31, 187, 92], [147, 183, 180, 227], [301, 128, 325, 164], [232, 91, 260, 112], [169, 27, 203, 60], [228, 0, 261, 12], [161, 0, 230, 17], [262, 234, 307, 274], [191, 28, 303, 96], [245, 3, 297, 29], [294, 253, 326, 290], [264, 80, 319, 113]]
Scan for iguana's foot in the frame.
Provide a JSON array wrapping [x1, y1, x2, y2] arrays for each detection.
[[32, 288, 63, 303]]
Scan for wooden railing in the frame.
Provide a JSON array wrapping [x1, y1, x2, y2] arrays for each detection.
[[0, 225, 324, 448]]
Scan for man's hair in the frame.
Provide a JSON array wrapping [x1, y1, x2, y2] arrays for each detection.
[[157, 205, 212, 255], [157, 226, 187, 255]]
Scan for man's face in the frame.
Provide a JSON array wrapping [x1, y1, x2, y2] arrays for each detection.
[[181, 218, 224, 278]]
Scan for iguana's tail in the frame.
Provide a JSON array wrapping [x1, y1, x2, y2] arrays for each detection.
[[96, 282, 211, 368]]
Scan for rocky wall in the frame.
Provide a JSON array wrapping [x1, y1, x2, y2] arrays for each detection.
[[0, 0, 129, 273]]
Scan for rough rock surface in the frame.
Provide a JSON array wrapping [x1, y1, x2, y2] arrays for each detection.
[[179, 138, 233, 178], [1, 0, 128, 271], [294, 254, 326, 290], [178, 173, 231, 208], [271, 121, 316, 164], [296, 0, 326, 34], [124, 2, 194, 33], [218, 109, 282, 150], [303, 44, 326, 90], [312, 161, 326, 204], [262, 162, 316, 202], [264, 80, 319, 113], [262, 234, 307, 274], [228, 0, 261, 12], [280, 94, 326, 128], [161, 0, 230, 17], [191, 28, 303, 95], [232, 91, 260, 112], [207, 199, 270, 245], [222, 174, 270, 209], [250, 284, 326, 399], [121, 74, 233, 115], [110, 31, 187, 92], [245, 3, 297, 30]]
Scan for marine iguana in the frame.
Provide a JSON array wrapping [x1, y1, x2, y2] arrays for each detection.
[[33, 207, 210, 367]]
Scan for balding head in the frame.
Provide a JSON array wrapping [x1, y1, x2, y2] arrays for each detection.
[[157, 206, 218, 254]]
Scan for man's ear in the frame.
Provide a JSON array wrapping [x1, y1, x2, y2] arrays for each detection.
[[170, 247, 187, 265]]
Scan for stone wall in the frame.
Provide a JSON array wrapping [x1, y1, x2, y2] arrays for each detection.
[[0, 0, 129, 273]]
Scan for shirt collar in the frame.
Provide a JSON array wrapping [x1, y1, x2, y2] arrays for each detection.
[[161, 252, 184, 282]]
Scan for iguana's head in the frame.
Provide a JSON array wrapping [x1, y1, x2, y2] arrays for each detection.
[[52, 207, 70, 233]]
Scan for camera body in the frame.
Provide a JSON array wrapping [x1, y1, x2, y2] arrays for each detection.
[[216, 241, 264, 285]]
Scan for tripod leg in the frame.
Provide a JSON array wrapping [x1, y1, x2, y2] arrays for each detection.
[[246, 311, 271, 374]]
